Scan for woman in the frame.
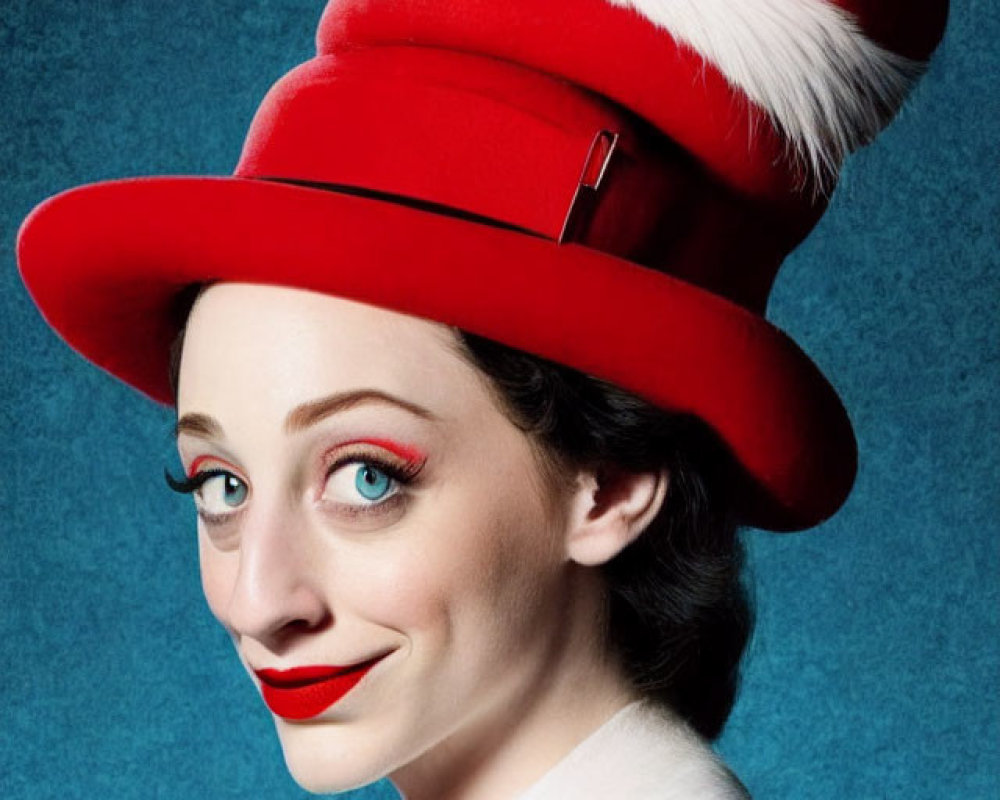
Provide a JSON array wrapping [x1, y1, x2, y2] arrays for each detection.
[[15, 1, 948, 797], [163, 281, 749, 797]]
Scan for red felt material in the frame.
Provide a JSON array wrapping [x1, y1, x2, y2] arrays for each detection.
[[18, 177, 855, 531], [319, 0, 949, 196], [236, 51, 595, 240], [830, 0, 950, 60], [16, 0, 952, 530], [232, 48, 792, 312], [318, 0, 800, 204]]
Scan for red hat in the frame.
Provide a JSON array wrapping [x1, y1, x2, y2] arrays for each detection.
[[16, 0, 948, 531]]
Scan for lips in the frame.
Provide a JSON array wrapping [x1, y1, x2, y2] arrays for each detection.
[[255, 654, 388, 720]]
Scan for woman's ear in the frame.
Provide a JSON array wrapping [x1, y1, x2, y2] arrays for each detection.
[[563, 464, 669, 566]]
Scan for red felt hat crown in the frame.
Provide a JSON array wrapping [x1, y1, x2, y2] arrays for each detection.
[[16, 0, 948, 530]]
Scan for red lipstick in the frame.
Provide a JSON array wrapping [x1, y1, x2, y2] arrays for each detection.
[[255, 655, 387, 720]]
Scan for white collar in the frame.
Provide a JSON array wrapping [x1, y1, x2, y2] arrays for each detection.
[[516, 700, 750, 799]]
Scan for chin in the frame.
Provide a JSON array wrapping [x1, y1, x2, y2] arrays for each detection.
[[284, 764, 369, 796], [274, 716, 399, 795]]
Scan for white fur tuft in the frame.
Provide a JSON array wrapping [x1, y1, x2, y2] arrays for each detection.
[[607, 0, 928, 192]]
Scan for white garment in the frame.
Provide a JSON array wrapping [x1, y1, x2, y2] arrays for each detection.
[[516, 701, 750, 799]]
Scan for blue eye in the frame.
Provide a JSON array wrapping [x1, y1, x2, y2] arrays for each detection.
[[355, 464, 392, 501], [217, 474, 249, 507], [197, 472, 249, 514], [165, 468, 249, 519], [324, 460, 400, 507]]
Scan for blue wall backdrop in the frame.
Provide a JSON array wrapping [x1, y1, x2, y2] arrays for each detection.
[[2, 2, 996, 798]]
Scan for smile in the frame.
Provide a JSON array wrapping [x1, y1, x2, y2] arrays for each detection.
[[254, 654, 390, 720]]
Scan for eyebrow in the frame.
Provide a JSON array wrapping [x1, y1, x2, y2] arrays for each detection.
[[174, 389, 439, 440]]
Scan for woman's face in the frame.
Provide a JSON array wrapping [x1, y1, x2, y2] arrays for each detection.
[[174, 283, 585, 792]]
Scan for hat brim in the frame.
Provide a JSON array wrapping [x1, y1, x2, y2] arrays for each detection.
[[16, 176, 855, 531]]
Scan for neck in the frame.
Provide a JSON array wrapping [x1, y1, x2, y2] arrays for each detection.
[[390, 569, 640, 800]]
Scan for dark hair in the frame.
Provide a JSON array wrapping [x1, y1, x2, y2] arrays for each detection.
[[169, 300, 752, 741], [450, 332, 752, 741]]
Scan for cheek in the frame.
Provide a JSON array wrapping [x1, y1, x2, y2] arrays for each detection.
[[198, 533, 237, 625], [334, 538, 453, 635], [343, 485, 563, 652]]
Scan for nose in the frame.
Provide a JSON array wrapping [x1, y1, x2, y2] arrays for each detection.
[[222, 507, 332, 649]]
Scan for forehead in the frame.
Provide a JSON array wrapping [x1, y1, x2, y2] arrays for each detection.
[[176, 283, 480, 423]]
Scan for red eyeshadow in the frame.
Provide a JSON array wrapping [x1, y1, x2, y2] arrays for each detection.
[[188, 454, 242, 477], [342, 438, 426, 465]]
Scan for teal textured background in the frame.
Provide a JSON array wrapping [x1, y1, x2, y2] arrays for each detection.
[[1, 1, 996, 797]]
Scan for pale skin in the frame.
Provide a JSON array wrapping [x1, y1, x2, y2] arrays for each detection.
[[174, 282, 669, 800]]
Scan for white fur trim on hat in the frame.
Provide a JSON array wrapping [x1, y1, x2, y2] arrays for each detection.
[[607, 0, 928, 191]]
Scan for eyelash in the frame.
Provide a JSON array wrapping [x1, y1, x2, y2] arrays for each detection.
[[319, 449, 424, 518], [164, 468, 226, 494], [163, 467, 246, 526], [163, 449, 426, 526]]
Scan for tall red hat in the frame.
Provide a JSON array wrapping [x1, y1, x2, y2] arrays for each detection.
[[16, 0, 948, 531]]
